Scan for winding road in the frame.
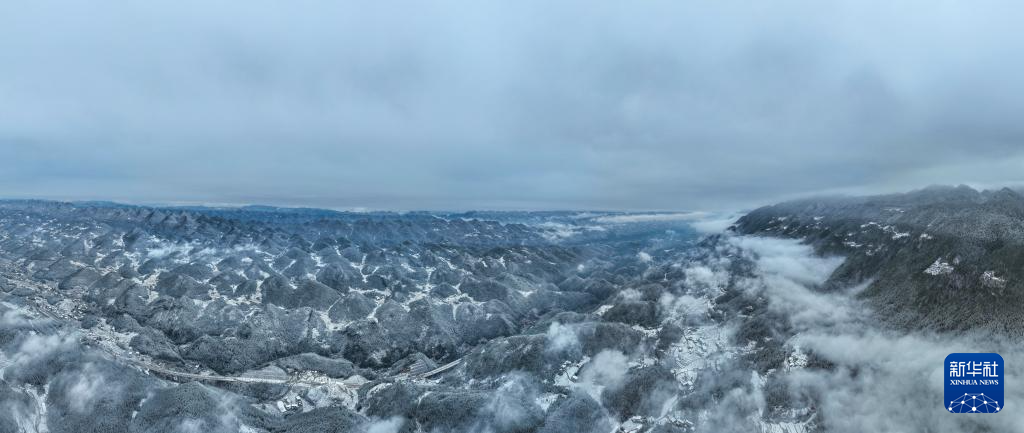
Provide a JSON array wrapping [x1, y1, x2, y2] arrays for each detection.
[[2, 265, 464, 391]]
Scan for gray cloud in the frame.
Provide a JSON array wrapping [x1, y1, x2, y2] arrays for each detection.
[[2, 0, 1023, 210], [364, 417, 405, 433], [66, 363, 112, 413], [545, 322, 580, 354], [576, 350, 630, 399]]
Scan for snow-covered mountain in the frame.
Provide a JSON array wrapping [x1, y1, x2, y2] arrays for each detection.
[[735, 185, 1024, 333], [1, 191, 1020, 433]]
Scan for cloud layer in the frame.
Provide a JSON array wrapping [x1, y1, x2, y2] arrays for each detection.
[[2, 0, 1024, 209], [722, 236, 1024, 432]]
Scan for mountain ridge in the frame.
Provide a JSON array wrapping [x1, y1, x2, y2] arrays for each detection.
[[735, 184, 1024, 334]]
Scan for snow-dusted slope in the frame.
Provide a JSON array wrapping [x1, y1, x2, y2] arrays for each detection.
[[2, 196, 1017, 433]]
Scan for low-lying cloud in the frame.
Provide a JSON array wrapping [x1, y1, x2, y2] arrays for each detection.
[[704, 235, 1024, 432]]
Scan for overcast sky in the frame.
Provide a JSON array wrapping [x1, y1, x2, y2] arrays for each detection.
[[1, 1, 1023, 211]]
